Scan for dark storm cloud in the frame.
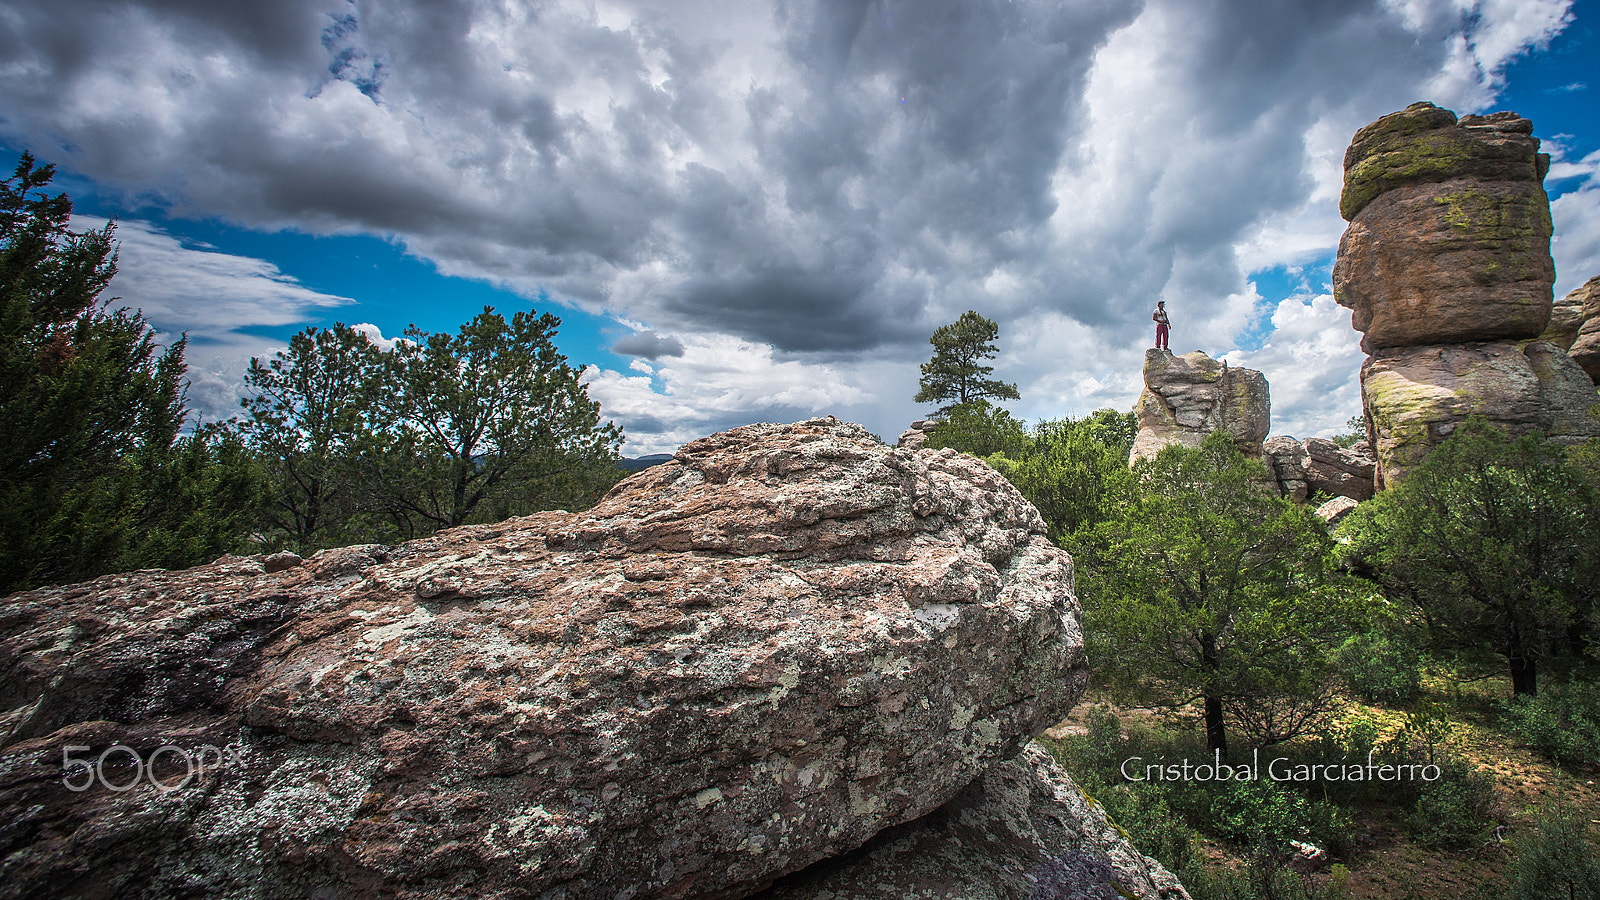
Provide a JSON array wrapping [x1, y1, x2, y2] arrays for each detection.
[[611, 331, 685, 358], [0, 0, 1582, 448]]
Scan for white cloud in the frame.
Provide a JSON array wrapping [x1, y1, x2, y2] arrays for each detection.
[[584, 332, 869, 454], [1221, 293, 1368, 440], [1552, 148, 1600, 298], [7, 0, 1585, 450], [75, 216, 353, 422]]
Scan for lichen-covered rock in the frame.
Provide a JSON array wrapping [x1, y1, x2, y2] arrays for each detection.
[[1264, 437, 1374, 502], [1264, 436, 1310, 503], [1541, 278, 1591, 351], [0, 418, 1091, 900], [1333, 103, 1554, 351], [1130, 349, 1270, 464], [1315, 496, 1360, 527], [1566, 275, 1600, 382], [896, 419, 935, 450], [753, 744, 1189, 900], [1361, 341, 1600, 488]]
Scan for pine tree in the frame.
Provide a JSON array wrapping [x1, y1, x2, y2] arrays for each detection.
[[913, 310, 1020, 415]]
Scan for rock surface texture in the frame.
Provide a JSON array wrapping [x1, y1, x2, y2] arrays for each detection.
[[1361, 340, 1599, 487], [1540, 278, 1590, 351], [754, 744, 1190, 900], [0, 418, 1119, 900], [1333, 103, 1553, 352], [1567, 275, 1600, 382], [1264, 437, 1376, 503], [1334, 103, 1599, 487], [1130, 349, 1270, 464]]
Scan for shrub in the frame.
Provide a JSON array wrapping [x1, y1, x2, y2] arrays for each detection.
[[1501, 679, 1600, 767], [1336, 631, 1422, 704], [1502, 802, 1600, 900]]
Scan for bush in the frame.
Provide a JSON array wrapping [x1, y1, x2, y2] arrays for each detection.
[[1336, 631, 1422, 704], [1502, 802, 1600, 900], [1501, 679, 1600, 767]]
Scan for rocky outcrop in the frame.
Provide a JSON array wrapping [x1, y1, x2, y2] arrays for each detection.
[[0, 418, 1108, 900], [1541, 278, 1590, 351], [1334, 103, 1599, 487], [1566, 275, 1600, 382], [896, 419, 935, 450], [1362, 340, 1600, 488], [1264, 437, 1376, 503], [1130, 349, 1270, 464], [756, 744, 1189, 900], [1333, 103, 1553, 352]]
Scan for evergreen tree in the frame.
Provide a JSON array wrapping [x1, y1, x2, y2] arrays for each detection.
[[913, 310, 1019, 415], [372, 308, 623, 534], [1340, 419, 1600, 696], [233, 323, 384, 551], [0, 153, 189, 592], [1074, 432, 1371, 752]]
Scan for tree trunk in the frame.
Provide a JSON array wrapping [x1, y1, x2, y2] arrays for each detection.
[[1204, 694, 1227, 754], [1509, 650, 1538, 696], [1199, 629, 1226, 752]]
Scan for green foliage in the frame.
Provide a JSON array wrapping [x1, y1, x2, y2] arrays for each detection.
[[1329, 416, 1367, 450], [990, 418, 1133, 543], [0, 152, 190, 592], [374, 308, 624, 534], [107, 424, 266, 571], [913, 310, 1019, 414], [920, 399, 1029, 459], [234, 310, 623, 551], [1500, 678, 1600, 767], [1048, 710, 1354, 900], [1336, 630, 1423, 703], [1502, 802, 1600, 900], [1074, 432, 1373, 751], [233, 323, 385, 551], [1339, 418, 1600, 697], [1295, 707, 1496, 848]]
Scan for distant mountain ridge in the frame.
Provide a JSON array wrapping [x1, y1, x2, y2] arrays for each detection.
[[618, 453, 675, 473]]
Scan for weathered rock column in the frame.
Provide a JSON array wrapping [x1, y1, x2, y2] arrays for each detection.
[[1333, 102, 1600, 488], [1129, 349, 1270, 465]]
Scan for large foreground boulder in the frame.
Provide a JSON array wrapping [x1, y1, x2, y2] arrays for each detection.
[[0, 418, 1092, 900], [1333, 103, 1554, 351], [1130, 349, 1270, 464], [755, 744, 1189, 900]]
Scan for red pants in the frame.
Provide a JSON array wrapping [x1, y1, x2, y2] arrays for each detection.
[[1155, 323, 1169, 349]]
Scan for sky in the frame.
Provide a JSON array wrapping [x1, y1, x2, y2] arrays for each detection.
[[2, 0, 1597, 455]]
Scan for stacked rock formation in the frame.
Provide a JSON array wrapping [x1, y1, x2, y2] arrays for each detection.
[[895, 419, 935, 450], [0, 418, 1186, 900], [1263, 436, 1376, 503], [1130, 348, 1270, 464], [1565, 275, 1600, 382], [1333, 102, 1600, 488]]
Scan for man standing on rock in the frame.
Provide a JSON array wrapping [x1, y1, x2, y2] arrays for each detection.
[[1153, 301, 1170, 350]]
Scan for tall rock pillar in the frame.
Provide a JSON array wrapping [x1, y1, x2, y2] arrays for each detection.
[[1333, 102, 1600, 489]]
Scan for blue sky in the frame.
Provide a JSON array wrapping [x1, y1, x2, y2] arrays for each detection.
[[3, 0, 1597, 453]]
